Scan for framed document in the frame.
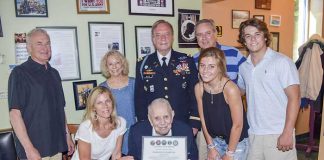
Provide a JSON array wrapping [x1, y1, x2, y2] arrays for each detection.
[[135, 26, 154, 59], [38, 26, 81, 81], [88, 22, 125, 74], [142, 136, 187, 160]]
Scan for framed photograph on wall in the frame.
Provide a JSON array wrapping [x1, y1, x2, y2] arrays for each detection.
[[216, 26, 222, 37], [76, 0, 110, 14], [270, 15, 281, 26], [15, 0, 48, 17], [128, 0, 174, 16], [89, 22, 125, 74], [232, 10, 250, 29], [37, 26, 81, 81], [255, 0, 271, 10], [270, 32, 279, 51], [135, 26, 154, 59], [73, 80, 97, 110], [253, 15, 265, 22]]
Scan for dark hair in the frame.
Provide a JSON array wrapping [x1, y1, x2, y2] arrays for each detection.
[[198, 47, 227, 80], [238, 18, 271, 47], [151, 20, 174, 36]]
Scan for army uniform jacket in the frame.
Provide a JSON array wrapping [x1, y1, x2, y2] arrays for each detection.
[[135, 50, 200, 128]]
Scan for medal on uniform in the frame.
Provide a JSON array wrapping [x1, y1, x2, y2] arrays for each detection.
[[182, 82, 187, 89], [150, 85, 154, 92]]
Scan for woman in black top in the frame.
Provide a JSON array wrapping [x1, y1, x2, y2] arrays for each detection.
[[195, 47, 249, 160]]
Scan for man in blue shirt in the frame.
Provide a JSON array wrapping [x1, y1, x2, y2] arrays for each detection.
[[194, 19, 246, 83]]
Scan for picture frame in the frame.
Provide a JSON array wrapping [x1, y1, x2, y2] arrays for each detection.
[[0, 17, 3, 37], [89, 22, 125, 74], [253, 15, 265, 22], [73, 80, 97, 110], [128, 0, 174, 16], [232, 10, 250, 29], [37, 26, 81, 81], [178, 9, 200, 48], [270, 32, 279, 52], [255, 0, 271, 10], [15, 0, 48, 17], [270, 15, 281, 26], [215, 26, 222, 37], [76, 0, 110, 14], [135, 26, 154, 59]]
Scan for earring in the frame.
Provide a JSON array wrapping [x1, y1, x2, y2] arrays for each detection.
[[94, 111, 98, 121]]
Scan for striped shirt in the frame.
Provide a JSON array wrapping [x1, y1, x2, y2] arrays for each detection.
[[194, 43, 246, 83]]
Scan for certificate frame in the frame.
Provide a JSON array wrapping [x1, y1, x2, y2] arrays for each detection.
[[37, 26, 81, 81], [15, 0, 48, 17], [135, 26, 154, 59], [128, 0, 174, 17], [76, 0, 110, 14], [270, 32, 279, 52], [88, 22, 125, 74], [232, 10, 250, 29], [142, 136, 187, 160], [73, 80, 97, 110]]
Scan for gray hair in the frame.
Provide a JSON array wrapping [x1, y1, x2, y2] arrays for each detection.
[[195, 19, 216, 33], [148, 98, 173, 116], [26, 28, 50, 45]]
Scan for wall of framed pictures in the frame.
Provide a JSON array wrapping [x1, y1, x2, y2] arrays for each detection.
[[0, 0, 202, 129], [203, 0, 294, 57]]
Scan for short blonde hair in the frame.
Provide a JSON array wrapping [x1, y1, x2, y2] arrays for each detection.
[[83, 86, 118, 130], [100, 50, 129, 78]]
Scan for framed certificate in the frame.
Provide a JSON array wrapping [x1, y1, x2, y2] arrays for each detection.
[[142, 136, 187, 160]]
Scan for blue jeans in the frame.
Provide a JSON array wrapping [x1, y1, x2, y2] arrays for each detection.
[[212, 137, 249, 160]]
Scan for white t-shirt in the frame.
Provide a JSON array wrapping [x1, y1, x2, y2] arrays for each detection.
[[71, 116, 126, 160], [238, 48, 300, 135]]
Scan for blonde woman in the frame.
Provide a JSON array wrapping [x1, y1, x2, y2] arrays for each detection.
[[99, 50, 136, 155], [71, 86, 133, 160]]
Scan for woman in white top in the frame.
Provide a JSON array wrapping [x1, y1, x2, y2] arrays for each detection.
[[72, 86, 134, 160]]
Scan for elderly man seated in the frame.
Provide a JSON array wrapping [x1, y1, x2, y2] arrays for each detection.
[[128, 98, 198, 160]]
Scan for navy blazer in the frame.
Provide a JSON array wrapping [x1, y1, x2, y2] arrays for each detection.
[[128, 120, 198, 160], [134, 50, 200, 128]]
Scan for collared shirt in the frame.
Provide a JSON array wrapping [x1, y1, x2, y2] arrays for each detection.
[[152, 128, 172, 136], [157, 50, 171, 66], [8, 57, 67, 158], [237, 48, 300, 135], [193, 43, 246, 83]]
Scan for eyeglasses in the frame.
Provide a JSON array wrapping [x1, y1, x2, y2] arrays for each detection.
[[243, 32, 264, 41], [196, 31, 214, 39]]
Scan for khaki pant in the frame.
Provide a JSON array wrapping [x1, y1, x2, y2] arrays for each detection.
[[247, 134, 297, 160], [42, 152, 62, 160], [196, 130, 207, 160]]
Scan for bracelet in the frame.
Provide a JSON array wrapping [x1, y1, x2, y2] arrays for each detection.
[[207, 143, 216, 150], [225, 148, 235, 157]]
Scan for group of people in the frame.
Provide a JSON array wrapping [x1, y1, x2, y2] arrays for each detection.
[[8, 17, 300, 160]]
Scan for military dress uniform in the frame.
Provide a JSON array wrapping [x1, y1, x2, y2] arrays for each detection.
[[135, 50, 200, 128]]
